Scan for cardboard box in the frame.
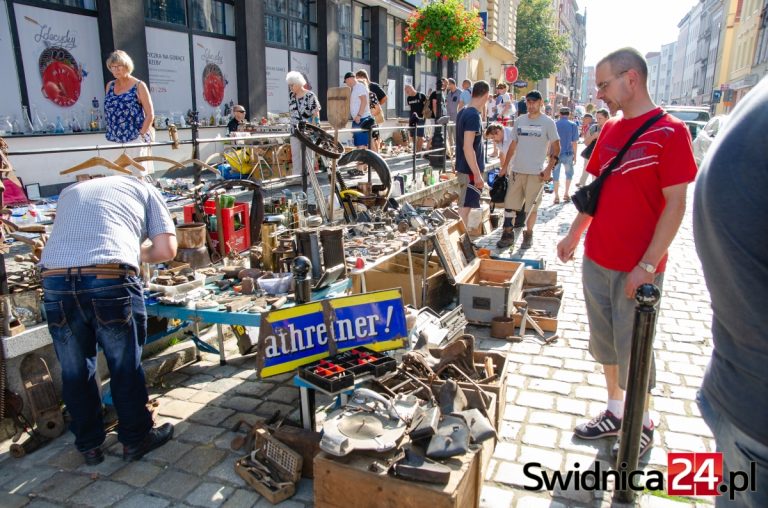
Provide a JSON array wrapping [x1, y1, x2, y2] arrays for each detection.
[[352, 253, 455, 309]]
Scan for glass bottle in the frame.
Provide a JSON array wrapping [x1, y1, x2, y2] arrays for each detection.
[[22, 106, 34, 133], [0, 116, 11, 136], [54, 116, 66, 134]]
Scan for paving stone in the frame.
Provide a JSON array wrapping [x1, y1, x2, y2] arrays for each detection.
[[518, 445, 563, 471], [176, 422, 227, 445], [36, 472, 94, 502], [638, 494, 696, 507], [0, 492, 30, 508], [188, 406, 236, 425], [556, 348, 586, 360], [493, 442, 518, 461], [499, 421, 523, 441], [111, 460, 166, 487], [3, 466, 58, 496], [575, 386, 608, 402], [480, 484, 515, 508], [181, 374, 216, 389], [556, 397, 587, 416], [175, 445, 228, 476], [512, 342, 543, 355], [207, 378, 245, 394], [114, 493, 172, 508], [519, 364, 552, 379], [165, 387, 200, 400], [158, 399, 206, 419], [143, 439, 195, 464], [219, 395, 262, 413], [664, 431, 708, 453], [664, 415, 713, 437], [208, 365, 241, 379], [516, 392, 554, 410], [528, 379, 572, 396], [494, 462, 543, 490], [206, 456, 247, 487], [669, 386, 699, 401], [521, 426, 559, 448], [266, 386, 300, 403], [531, 356, 563, 368], [503, 405, 528, 422], [252, 401, 295, 418], [44, 446, 86, 470], [652, 397, 687, 416], [254, 498, 303, 508], [552, 369, 585, 384], [189, 390, 225, 405], [186, 482, 233, 507], [529, 411, 575, 430], [146, 470, 202, 501], [233, 381, 274, 397], [666, 362, 704, 377], [67, 480, 133, 507], [222, 488, 261, 508], [564, 359, 597, 372]]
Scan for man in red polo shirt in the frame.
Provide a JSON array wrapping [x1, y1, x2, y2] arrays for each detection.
[[557, 48, 697, 458]]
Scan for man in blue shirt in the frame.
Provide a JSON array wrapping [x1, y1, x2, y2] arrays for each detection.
[[458, 79, 473, 113], [553, 107, 579, 204], [455, 80, 490, 225]]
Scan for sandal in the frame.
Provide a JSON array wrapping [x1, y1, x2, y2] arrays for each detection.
[[564, 195, 571, 203], [553, 197, 560, 204]]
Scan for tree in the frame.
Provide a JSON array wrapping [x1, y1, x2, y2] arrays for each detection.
[[515, 0, 569, 83]]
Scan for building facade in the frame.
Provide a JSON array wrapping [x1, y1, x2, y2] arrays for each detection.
[[646, 51, 661, 103]]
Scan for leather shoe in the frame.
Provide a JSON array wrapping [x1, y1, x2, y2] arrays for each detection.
[[123, 423, 174, 462], [82, 446, 104, 466]]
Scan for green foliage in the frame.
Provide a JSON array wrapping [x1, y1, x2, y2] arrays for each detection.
[[515, 0, 569, 82], [405, 0, 484, 61]]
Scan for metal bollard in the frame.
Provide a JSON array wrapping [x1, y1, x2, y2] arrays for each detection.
[[292, 256, 313, 305], [614, 283, 661, 503]]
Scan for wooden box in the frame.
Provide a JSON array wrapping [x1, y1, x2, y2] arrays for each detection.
[[511, 269, 561, 332], [352, 253, 455, 309], [432, 220, 523, 323]]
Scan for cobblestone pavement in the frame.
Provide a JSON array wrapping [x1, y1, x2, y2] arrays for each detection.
[[0, 173, 716, 507]]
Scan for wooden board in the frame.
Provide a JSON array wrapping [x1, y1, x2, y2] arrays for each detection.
[[326, 87, 352, 129]]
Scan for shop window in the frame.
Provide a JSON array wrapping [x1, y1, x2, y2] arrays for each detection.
[[34, 0, 96, 10], [266, 0, 317, 52], [387, 15, 407, 67], [338, 0, 369, 62], [145, 0, 187, 26], [190, 0, 235, 36]]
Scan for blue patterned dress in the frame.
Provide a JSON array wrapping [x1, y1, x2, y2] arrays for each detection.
[[104, 81, 145, 143]]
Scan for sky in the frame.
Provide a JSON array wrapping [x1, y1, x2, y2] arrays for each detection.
[[580, 0, 699, 67]]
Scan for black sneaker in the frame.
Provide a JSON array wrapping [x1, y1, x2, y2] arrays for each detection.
[[122, 423, 174, 462], [574, 410, 622, 440], [611, 423, 655, 459], [82, 446, 104, 466]]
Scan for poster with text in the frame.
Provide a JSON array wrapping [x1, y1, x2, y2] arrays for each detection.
[[290, 52, 318, 93], [266, 47, 289, 114], [0, 1, 23, 125], [387, 79, 396, 111], [193, 35, 237, 116], [14, 4, 104, 124], [403, 75, 413, 108], [146, 27, 192, 117], [338, 59, 352, 85]]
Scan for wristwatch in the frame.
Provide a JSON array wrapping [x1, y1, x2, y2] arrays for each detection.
[[638, 261, 656, 273]]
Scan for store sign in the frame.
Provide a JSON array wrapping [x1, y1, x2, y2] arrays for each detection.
[[193, 35, 237, 114], [0, 1, 23, 124], [14, 4, 104, 124], [504, 66, 518, 84], [146, 27, 192, 117], [255, 289, 407, 378], [266, 47, 289, 114]]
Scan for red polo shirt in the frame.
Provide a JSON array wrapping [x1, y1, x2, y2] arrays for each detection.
[[584, 107, 697, 272]]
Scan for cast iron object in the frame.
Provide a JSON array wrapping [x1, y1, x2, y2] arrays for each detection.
[[292, 256, 312, 305], [293, 121, 345, 159], [202, 180, 265, 244], [337, 149, 392, 197]]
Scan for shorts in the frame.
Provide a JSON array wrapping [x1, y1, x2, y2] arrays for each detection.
[[352, 117, 371, 146], [582, 256, 665, 391], [504, 172, 544, 210], [409, 118, 425, 137], [457, 172, 481, 208], [553, 155, 575, 181]]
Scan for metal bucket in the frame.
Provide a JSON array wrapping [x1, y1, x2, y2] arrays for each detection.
[[176, 223, 207, 249]]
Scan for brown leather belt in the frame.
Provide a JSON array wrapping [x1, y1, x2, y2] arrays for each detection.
[[42, 264, 138, 278]]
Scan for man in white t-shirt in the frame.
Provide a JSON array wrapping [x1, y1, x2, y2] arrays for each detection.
[[495, 83, 515, 125], [344, 72, 372, 149]]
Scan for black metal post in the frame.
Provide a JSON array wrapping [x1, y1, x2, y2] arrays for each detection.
[[292, 256, 312, 305], [190, 111, 201, 185], [301, 142, 308, 194], [614, 283, 661, 503], [412, 125, 417, 183]]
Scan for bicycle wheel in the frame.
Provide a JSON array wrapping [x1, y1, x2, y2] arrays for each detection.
[[294, 122, 344, 159]]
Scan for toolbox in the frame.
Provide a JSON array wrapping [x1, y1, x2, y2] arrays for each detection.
[[433, 220, 524, 324], [298, 347, 396, 392], [235, 427, 303, 504], [183, 201, 250, 254]]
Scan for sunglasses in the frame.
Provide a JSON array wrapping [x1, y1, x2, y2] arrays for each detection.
[[234, 109, 246, 113]]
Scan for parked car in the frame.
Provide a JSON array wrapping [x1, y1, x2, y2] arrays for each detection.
[[666, 106, 711, 139], [693, 114, 729, 165]]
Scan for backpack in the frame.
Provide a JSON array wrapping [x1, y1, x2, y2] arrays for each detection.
[[422, 94, 433, 119]]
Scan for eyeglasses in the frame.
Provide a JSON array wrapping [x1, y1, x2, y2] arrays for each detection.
[[595, 70, 628, 92], [234, 109, 245, 113]]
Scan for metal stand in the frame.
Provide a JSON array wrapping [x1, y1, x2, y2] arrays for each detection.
[[614, 283, 661, 503]]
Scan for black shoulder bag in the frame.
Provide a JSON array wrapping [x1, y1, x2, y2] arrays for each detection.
[[571, 111, 665, 216]]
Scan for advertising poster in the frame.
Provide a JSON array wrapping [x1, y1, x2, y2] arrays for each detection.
[[387, 79, 396, 111], [192, 35, 237, 114], [338, 59, 352, 85], [403, 74, 413, 108], [255, 289, 406, 378], [145, 27, 192, 117], [0, 1, 23, 125], [265, 47, 289, 114], [14, 4, 104, 125], [290, 52, 318, 92]]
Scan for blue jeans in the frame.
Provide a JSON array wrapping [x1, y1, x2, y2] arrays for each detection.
[[43, 273, 152, 451], [553, 155, 575, 181], [697, 390, 768, 507]]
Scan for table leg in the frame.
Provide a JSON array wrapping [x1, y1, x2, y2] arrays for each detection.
[[299, 386, 317, 431], [194, 321, 202, 362], [216, 324, 226, 365]]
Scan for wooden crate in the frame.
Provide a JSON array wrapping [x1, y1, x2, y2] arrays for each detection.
[[456, 259, 524, 324], [511, 269, 561, 332]]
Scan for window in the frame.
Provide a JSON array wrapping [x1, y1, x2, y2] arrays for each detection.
[[339, 0, 369, 61], [190, 0, 235, 36], [36, 0, 96, 9], [146, 0, 187, 26], [387, 15, 407, 67], [266, 0, 318, 51]]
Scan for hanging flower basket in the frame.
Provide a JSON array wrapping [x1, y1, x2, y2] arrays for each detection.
[[404, 0, 484, 61]]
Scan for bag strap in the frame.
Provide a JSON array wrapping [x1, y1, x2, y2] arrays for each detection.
[[595, 110, 666, 183]]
